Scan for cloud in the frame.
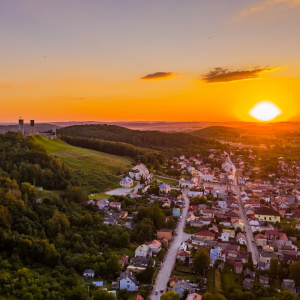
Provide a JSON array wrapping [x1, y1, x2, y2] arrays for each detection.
[[201, 67, 281, 83], [140, 72, 175, 80], [238, 0, 300, 18]]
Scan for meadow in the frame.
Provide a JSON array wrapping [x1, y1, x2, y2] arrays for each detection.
[[34, 135, 132, 193]]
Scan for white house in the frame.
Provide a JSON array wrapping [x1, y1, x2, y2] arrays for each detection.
[[236, 232, 247, 245], [145, 240, 161, 254], [135, 244, 152, 258], [179, 178, 198, 188], [120, 177, 133, 188], [220, 229, 235, 242], [179, 242, 188, 251], [83, 269, 95, 278], [118, 271, 138, 291], [129, 164, 150, 181], [159, 183, 171, 194]]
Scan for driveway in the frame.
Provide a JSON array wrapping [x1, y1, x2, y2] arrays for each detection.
[[151, 189, 191, 299]]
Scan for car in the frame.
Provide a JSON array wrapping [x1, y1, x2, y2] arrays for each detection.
[[155, 290, 158, 295], [160, 289, 164, 293]]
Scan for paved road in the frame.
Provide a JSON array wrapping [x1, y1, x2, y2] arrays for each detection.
[[226, 153, 260, 266], [151, 189, 191, 299]]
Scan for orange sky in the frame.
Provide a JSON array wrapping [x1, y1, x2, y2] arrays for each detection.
[[1, 1, 300, 123]]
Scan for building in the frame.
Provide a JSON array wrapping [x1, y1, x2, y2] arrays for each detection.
[[129, 164, 150, 181], [159, 183, 171, 193], [173, 208, 181, 217], [83, 269, 95, 277], [157, 229, 172, 241], [255, 234, 267, 247], [120, 177, 133, 188], [118, 271, 138, 291], [194, 230, 215, 240], [186, 293, 202, 300], [173, 280, 195, 298], [145, 240, 161, 253], [254, 207, 281, 223], [135, 244, 152, 258], [236, 232, 247, 245]]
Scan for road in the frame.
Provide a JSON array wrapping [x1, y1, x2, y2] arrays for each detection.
[[151, 189, 191, 299], [226, 153, 260, 266]]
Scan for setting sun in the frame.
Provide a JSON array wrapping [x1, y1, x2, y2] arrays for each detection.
[[249, 101, 282, 121]]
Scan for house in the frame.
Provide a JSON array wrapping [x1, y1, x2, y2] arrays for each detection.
[[118, 270, 138, 291], [220, 229, 235, 242], [234, 262, 243, 274], [177, 250, 191, 262], [130, 257, 154, 268], [132, 294, 144, 300], [186, 293, 202, 300], [210, 248, 224, 265], [282, 279, 297, 295], [173, 208, 181, 217], [145, 240, 161, 254], [110, 202, 121, 210], [243, 268, 255, 290], [103, 217, 117, 226], [279, 250, 299, 264], [233, 219, 244, 231], [260, 252, 278, 264], [255, 234, 267, 247], [169, 275, 179, 288], [135, 244, 152, 258], [157, 229, 172, 241], [259, 275, 270, 286], [236, 232, 247, 245], [83, 269, 95, 278], [194, 230, 215, 240], [159, 183, 171, 193], [92, 281, 103, 290], [173, 280, 195, 298], [179, 178, 197, 189], [265, 230, 279, 240], [254, 207, 281, 223], [119, 255, 129, 268], [120, 177, 133, 188]]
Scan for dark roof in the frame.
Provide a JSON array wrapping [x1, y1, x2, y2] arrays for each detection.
[[255, 207, 281, 216]]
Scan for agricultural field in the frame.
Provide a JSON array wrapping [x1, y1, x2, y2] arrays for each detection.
[[153, 175, 178, 185], [34, 135, 132, 193]]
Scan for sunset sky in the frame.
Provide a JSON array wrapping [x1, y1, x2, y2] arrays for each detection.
[[1, 0, 300, 123]]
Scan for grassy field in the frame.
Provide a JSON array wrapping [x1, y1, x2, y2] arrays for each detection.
[[33, 135, 132, 193], [153, 176, 178, 185], [88, 193, 111, 200], [206, 269, 215, 293], [221, 265, 242, 290], [172, 264, 199, 282]]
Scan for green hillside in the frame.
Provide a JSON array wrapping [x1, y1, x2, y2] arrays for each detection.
[[34, 135, 132, 192], [189, 126, 241, 139]]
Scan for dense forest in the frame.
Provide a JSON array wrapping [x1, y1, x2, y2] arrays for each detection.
[[58, 124, 217, 150], [0, 133, 73, 189]]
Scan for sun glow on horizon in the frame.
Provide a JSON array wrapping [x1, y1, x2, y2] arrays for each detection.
[[249, 101, 282, 121]]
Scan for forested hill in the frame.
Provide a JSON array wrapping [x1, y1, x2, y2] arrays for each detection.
[[0, 132, 72, 189], [58, 124, 215, 149], [189, 126, 241, 139]]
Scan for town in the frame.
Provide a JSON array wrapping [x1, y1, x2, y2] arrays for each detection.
[[83, 144, 300, 299]]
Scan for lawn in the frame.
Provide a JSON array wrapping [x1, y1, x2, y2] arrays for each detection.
[[221, 265, 242, 291], [88, 193, 111, 200], [153, 176, 178, 186], [206, 269, 215, 293], [34, 135, 132, 193], [172, 264, 199, 282]]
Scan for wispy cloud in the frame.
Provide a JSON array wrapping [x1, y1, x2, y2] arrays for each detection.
[[238, 0, 300, 18], [140, 72, 175, 80], [201, 67, 281, 83]]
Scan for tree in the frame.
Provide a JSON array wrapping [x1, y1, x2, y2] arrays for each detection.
[[289, 261, 300, 286], [133, 218, 155, 242], [270, 257, 279, 279], [202, 292, 226, 300], [93, 289, 115, 300], [193, 248, 210, 276], [161, 290, 180, 300]]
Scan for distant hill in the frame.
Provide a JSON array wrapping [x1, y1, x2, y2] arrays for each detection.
[[189, 126, 241, 139], [57, 124, 215, 150]]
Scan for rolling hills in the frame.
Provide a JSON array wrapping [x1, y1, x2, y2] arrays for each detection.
[[33, 135, 132, 193]]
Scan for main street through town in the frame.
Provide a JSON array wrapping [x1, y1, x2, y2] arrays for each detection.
[[226, 153, 260, 266], [151, 188, 191, 299]]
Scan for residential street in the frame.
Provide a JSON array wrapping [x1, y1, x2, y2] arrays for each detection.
[[151, 189, 191, 299], [226, 152, 260, 266]]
